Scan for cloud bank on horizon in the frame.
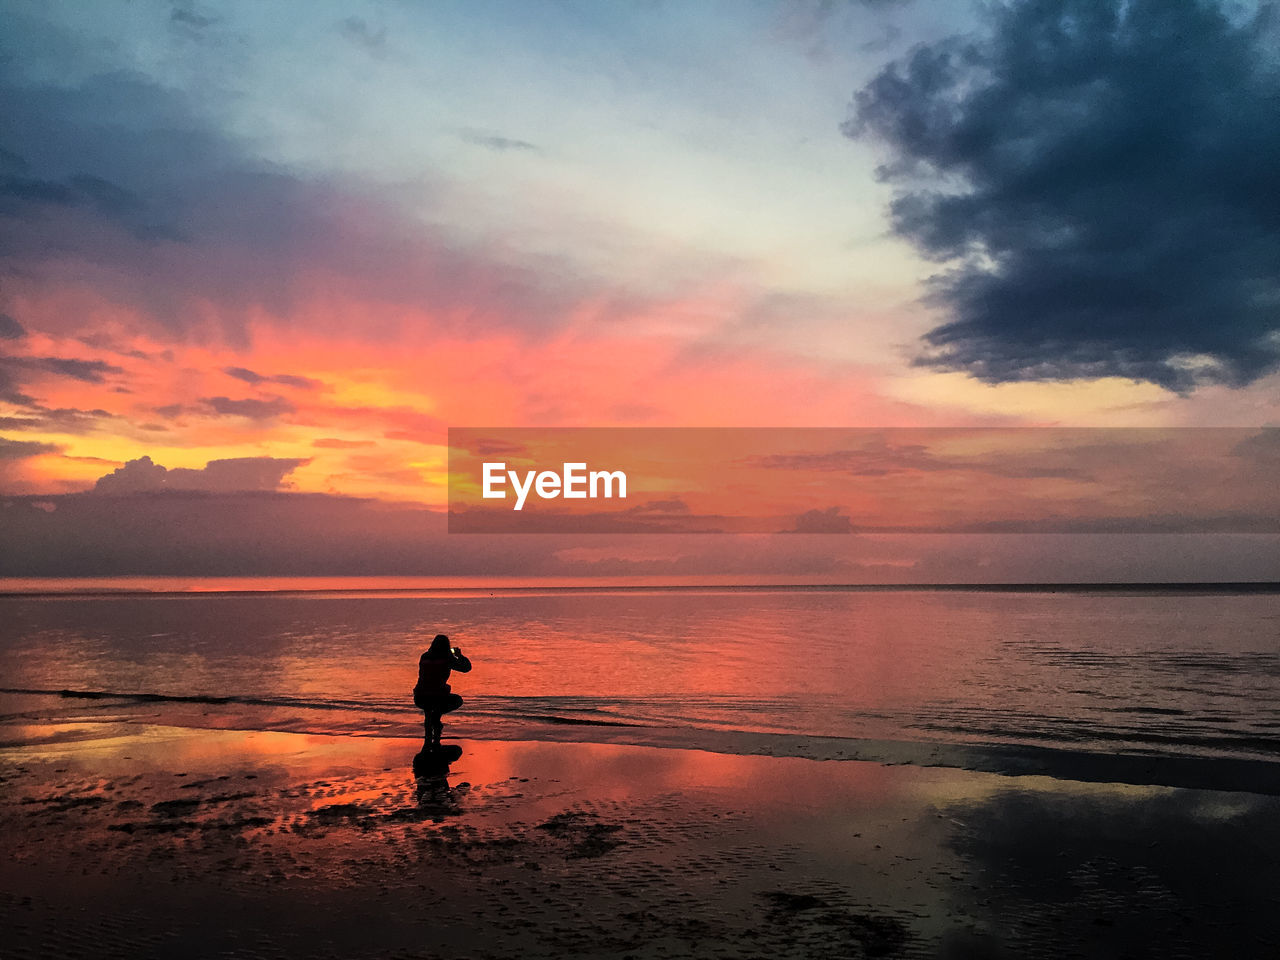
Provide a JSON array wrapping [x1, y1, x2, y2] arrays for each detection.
[[0, 0, 1277, 578]]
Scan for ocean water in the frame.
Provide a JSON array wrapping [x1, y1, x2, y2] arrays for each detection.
[[2, 585, 1279, 771]]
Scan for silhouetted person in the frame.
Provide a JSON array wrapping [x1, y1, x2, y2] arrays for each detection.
[[413, 633, 471, 750]]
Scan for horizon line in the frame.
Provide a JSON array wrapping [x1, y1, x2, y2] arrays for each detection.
[[1, 579, 1277, 599]]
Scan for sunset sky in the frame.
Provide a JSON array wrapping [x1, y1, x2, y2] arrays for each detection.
[[2, 0, 1278, 581]]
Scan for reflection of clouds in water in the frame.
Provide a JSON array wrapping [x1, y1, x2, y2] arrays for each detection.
[[938, 786, 1280, 957]]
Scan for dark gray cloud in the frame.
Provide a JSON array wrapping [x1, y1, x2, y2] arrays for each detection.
[[745, 437, 1086, 480], [0, 28, 629, 345], [0, 436, 59, 460], [339, 16, 387, 55], [202, 395, 295, 419], [169, 6, 219, 31], [223, 366, 265, 384], [788, 506, 853, 533], [850, 0, 1280, 392], [93, 455, 306, 494], [625, 497, 692, 515], [464, 437, 529, 458], [749, 439, 942, 476], [270, 373, 321, 390], [0, 404, 115, 434], [458, 129, 540, 153], [0, 313, 25, 339], [223, 366, 321, 389], [0, 355, 124, 406], [0, 73, 187, 248], [0, 372, 35, 405], [22, 356, 124, 382], [0, 168, 144, 220]]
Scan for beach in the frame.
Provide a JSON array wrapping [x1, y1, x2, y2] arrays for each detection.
[[5, 721, 1280, 959]]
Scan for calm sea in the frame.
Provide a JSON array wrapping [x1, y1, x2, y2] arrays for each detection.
[[2, 584, 1279, 770]]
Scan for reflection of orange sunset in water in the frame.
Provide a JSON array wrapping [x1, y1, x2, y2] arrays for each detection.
[[11, 588, 1278, 770], [14, 723, 947, 818]]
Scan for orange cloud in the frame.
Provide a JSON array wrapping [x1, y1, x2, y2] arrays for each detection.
[[3, 285, 933, 502]]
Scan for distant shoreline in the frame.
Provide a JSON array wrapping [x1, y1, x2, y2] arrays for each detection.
[[2, 580, 1278, 598]]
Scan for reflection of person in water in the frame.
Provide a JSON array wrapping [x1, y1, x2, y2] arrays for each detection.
[[413, 633, 472, 750], [412, 747, 458, 806], [411, 743, 471, 813]]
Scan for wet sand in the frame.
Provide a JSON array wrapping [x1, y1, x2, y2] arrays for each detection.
[[3, 726, 1280, 959]]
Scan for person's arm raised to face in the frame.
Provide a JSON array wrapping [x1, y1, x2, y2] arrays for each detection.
[[451, 647, 473, 673]]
